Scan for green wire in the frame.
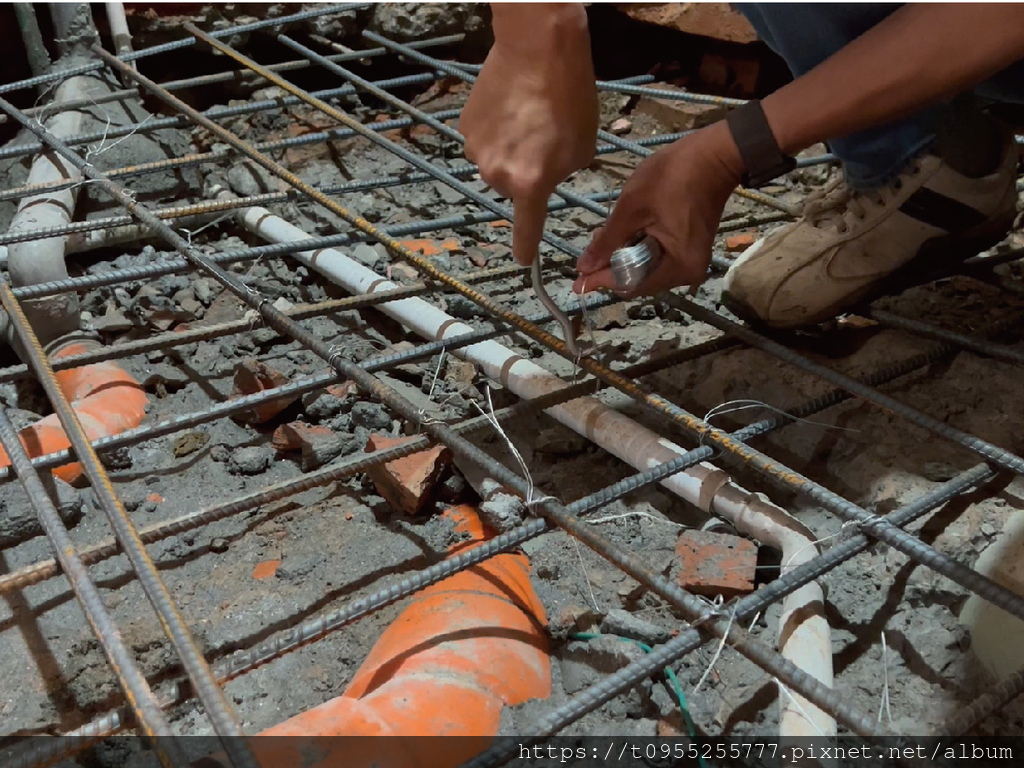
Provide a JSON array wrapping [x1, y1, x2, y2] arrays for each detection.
[[568, 631, 707, 768]]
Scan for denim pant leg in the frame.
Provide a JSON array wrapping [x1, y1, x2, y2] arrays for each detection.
[[735, 3, 944, 190]]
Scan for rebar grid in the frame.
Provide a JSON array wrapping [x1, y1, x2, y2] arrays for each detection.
[[6, 51, 879, 740], [3, 82, 883, 761], [0, 11, 1021, 764]]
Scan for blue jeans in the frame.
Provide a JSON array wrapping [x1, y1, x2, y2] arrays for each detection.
[[736, 3, 1024, 190]]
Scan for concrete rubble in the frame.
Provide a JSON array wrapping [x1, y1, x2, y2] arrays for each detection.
[[615, 3, 758, 44]]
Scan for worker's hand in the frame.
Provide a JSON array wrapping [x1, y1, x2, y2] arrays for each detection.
[[573, 121, 745, 296], [460, 4, 598, 266]]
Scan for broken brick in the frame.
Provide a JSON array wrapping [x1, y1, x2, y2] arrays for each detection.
[[326, 382, 355, 400], [444, 359, 477, 389], [634, 83, 727, 133], [231, 359, 299, 424], [272, 422, 345, 471], [387, 262, 420, 283], [592, 303, 630, 331], [146, 493, 163, 504], [725, 233, 756, 252], [616, 3, 757, 44], [364, 433, 452, 515], [609, 117, 632, 135], [252, 559, 282, 580], [675, 529, 757, 599], [271, 424, 302, 452], [399, 237, 461, 257]]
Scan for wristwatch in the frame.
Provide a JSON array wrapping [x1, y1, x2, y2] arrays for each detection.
[[725, 100, 796, 188]]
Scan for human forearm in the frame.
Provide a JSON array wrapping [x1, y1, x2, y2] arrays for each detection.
[[763, 3, 1024, 156], [490, 3, 589, 58], [461, 3, 596, 265]]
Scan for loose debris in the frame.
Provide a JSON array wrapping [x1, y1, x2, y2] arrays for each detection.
[[364, 434, 452, 515], [675, 529, 758, 599]]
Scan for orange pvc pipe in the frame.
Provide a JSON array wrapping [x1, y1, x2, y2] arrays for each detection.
[[2, 341, 148, 483], [204, 505, 550, 768]]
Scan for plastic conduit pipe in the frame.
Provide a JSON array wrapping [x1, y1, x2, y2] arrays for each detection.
[[235, 200, 835, 739], [4, 340, 148, 484], [199, 505, 549, 768], [4, 75, 113, 347]]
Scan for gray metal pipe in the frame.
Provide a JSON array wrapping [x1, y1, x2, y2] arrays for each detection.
[[13, 3, 51, 84], [49, 3, 99, 57]]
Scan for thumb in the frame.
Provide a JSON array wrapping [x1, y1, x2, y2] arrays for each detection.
[[578, 197, 646, 275], [511, 195, 549, 266]]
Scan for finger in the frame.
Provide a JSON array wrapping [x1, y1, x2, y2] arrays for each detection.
[[578, 197, 647, 275], [512, 194, 549, 266], [626, 248, 703, 297], [572, 267, 619, 295]]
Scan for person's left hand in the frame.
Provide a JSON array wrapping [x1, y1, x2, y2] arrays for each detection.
[[573, 121, 745, 296]]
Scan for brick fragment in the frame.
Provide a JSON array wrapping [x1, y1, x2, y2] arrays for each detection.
[[399, 237, 461, 256], [724, 233, 756, 252], [591, 303, 630, 330], [365, 434, 452, 515], [445, 359, 477, 389], [634, 83, 727, 133], [616, 3, 757, 44], [252, 559, 281, 580], [231, 359, 299, 424], [609, 117, 632, 135], [272, 422, 345, 471], [675, 529, 757, 598], [387, 262, 419, 283]]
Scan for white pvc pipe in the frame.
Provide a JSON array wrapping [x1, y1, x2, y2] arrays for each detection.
[[105, 2, 134, 59], [5, 75, 106, 345], [235, 202, 836, 738]]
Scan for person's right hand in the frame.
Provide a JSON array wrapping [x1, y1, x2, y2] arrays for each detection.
[[460, 4, 598, 266], [573, 121, 746, 296]]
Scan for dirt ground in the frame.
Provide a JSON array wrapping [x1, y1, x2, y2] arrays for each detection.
[[2, 4, 1024, 761]]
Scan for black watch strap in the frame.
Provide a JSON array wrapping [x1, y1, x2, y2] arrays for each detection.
[[725, 100, 796, 188]]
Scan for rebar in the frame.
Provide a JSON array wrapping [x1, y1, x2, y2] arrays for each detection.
[[1, 16, 1018, 757], [0, 101, 259, 768], [3, 188, 780, 305], [673, 296, 1024, 477], [0, 404, 184, 766], [0, 3, 371, 96], [360, 31, 799, 215], [13, 3, 51, 83], [0, 34, 466, 126], [0, 291, 611, 487], [279, 33, 594, 354], [6, 42, 880, 747], [468, 461, 1000, 767], [5, 302, 1000, 594], [0, 71, 445, 163], [865, 307, 1024, 365], [103, 28, 1024, 630], [0, 331, 730, 596], [0, 260, 540, 384], [27, 361, 1000, 767], [0, 80, 693, 206]]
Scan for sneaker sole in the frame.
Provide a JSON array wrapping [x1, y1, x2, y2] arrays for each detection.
[[721, 208, 1017, 329]]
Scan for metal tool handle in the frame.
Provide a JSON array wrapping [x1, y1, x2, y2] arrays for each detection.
[[531, 256, 580, 359], [610, 234, 662, 292]]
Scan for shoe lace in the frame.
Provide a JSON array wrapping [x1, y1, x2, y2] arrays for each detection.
[[803, 164, 919, 234]]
